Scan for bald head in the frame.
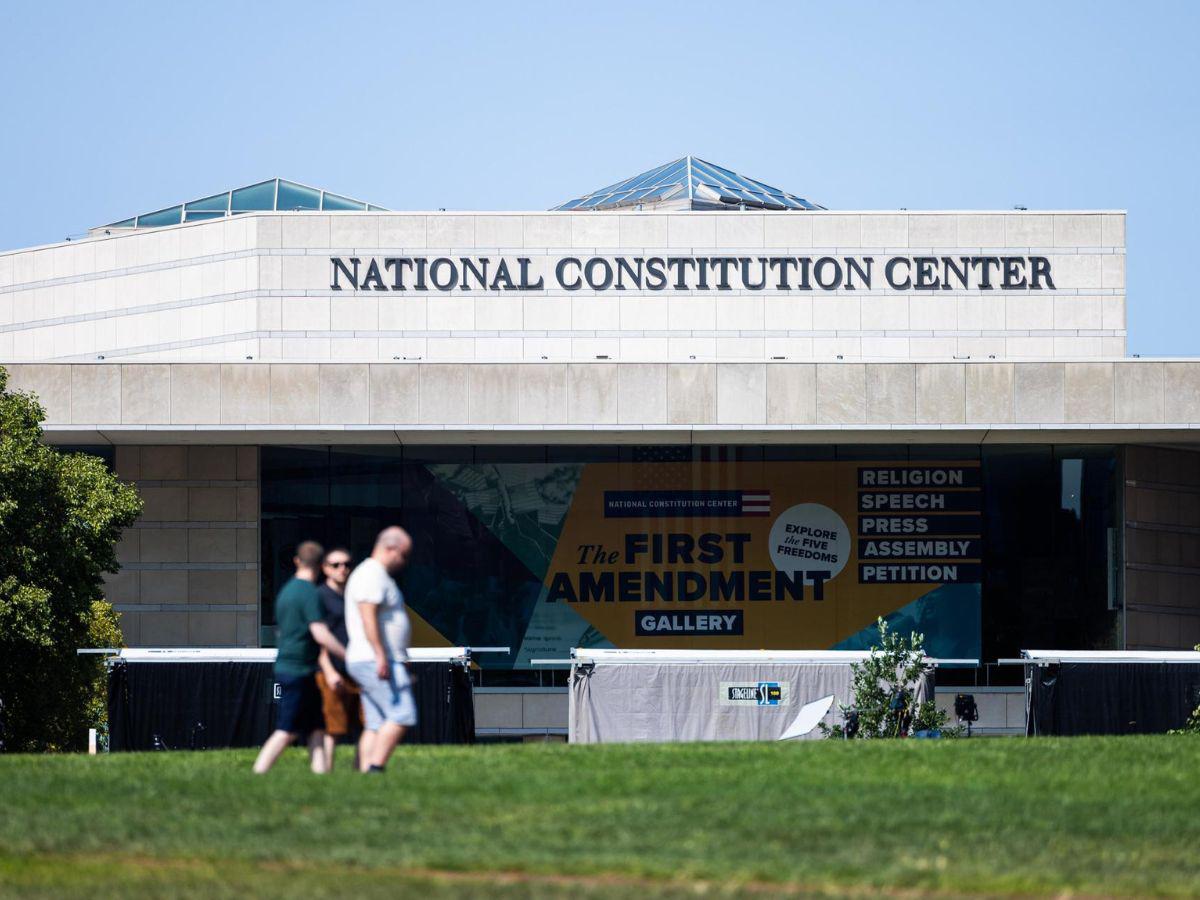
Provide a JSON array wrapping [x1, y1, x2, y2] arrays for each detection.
[[372, 526, 412, 575]]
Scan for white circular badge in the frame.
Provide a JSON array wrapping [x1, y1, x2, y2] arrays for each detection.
[[768, 503, 851, 582]]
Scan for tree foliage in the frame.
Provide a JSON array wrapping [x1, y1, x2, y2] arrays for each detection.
[[0, 367, 142, 751], [821, 617, 958, 739]]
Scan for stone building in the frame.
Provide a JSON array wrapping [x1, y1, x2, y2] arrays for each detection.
[[1, 158, 1194, 734]]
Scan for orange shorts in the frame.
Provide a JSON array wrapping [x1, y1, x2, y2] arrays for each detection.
[[315, 670, 363, 737]]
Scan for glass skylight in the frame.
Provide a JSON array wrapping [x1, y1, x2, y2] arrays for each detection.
[[96, 178, 386, 230], [551, 156, 823, 212]]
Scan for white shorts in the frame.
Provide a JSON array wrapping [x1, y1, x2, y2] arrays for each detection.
[[348, 660, 417, 731]]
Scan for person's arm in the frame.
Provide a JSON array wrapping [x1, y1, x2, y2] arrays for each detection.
[[359, 601, 389, 679], [308, 620, 345, 660], [317, 648, 343, 691]]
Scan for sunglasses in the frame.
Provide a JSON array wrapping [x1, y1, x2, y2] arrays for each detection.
[[325, 561, 351, 569]]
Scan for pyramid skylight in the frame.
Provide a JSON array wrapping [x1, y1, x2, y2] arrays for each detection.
[[551, 156, 823, 212]]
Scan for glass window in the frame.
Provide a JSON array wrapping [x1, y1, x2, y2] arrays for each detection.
[[258, 443, 1120, 673], [691, 159, 741, 191], [473, 446, 547, 463], [184, 210, 224, 222], [762, 445, 836, 461], [276, 181, 321, 211], [980, 445, 1120, 665], [835, 444, 909, 460], [55, 445, 115, 470], [910, 444, 981, 460], [135, 206, 182, 228], [104, 218, 136, 228], [546, 445, 620, 463], [231, 180, 277, 212], [322, 192, 366, 211], [185, 192, 230, 213]]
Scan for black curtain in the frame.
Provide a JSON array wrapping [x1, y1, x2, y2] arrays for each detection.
[[1026, 662, 1200, 735], [109, 661, 475, 751]]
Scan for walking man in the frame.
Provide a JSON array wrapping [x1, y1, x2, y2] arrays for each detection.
[[344, 527, 415, 772], [315, 547, 365, 769], [253, 540, 346, 774]]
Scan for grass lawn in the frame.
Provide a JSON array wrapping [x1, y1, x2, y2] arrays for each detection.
[[1, 736, 1198, 898]]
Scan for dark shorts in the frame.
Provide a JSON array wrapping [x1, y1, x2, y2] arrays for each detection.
[[275, 671, 324, 736]]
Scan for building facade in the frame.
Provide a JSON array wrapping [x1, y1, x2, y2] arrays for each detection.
[[2, 162, 1196, 733]]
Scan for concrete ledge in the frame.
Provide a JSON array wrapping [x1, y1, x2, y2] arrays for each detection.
[[4, 360, 1198, 443]]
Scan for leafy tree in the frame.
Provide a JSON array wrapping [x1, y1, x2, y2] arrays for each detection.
[[0, 366, 142, 751], [821, 617, 959, 739]]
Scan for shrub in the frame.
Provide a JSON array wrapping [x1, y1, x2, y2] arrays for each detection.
[[822, 617, 959, 739]]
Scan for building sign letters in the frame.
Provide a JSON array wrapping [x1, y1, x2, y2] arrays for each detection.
[[330, 254, 1055, 293]]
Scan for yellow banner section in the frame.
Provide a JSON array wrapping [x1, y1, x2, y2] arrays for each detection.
[[542, 460, 981, 650]]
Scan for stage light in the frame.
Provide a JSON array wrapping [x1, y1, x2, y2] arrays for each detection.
[[844, 709, 860, 739], [955, 693, 979, 737]]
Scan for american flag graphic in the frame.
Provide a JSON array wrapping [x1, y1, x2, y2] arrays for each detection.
[[740, 490, 771, 516]]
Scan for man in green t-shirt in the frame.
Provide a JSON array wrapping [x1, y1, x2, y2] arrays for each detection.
[[253, 541, 346, 774]]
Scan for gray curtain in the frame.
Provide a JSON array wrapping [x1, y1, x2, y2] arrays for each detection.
[[570, 661, 934, 743]]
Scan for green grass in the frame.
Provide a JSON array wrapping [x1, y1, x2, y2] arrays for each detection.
[[1, 737, 1198, 898]]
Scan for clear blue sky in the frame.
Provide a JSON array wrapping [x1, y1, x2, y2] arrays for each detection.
[[2, 2, 1196, 355]]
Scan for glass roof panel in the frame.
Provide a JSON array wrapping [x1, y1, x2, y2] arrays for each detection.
[[649, 158, 687, 186], [97, 178, 385, 230], [553, 156, 821, 211], [231, 180, 277, 212], [277, 181, 321, 211], [691, 159, 741, 191], [322, 192, 366, 211], [186, 192, 230, 212], [136, 206, 182, 228]]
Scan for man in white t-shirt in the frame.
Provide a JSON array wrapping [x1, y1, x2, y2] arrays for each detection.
[[344, 526, 415, 773]]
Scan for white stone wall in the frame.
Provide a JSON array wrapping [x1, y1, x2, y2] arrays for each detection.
[[0, 210, 1126, 363]]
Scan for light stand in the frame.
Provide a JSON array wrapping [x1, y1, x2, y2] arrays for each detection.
[[954, 693, 979, 737]]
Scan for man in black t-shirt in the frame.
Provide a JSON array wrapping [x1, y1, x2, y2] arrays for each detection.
[[316, 547, 364, 769], [252, 541, 345, 775]]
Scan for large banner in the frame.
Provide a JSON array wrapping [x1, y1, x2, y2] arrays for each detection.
[[402, 460, 981, 666]]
